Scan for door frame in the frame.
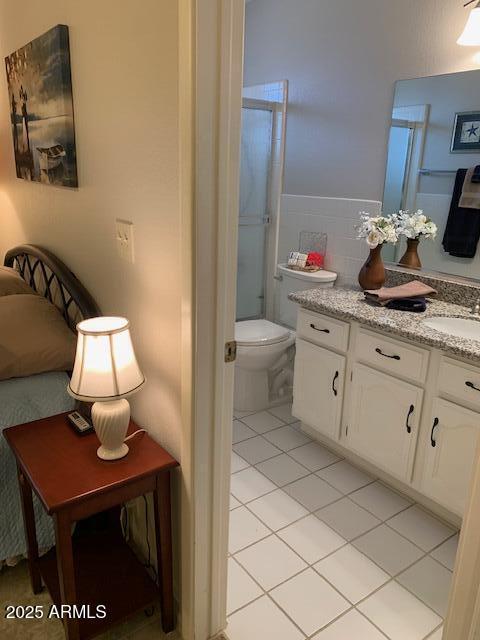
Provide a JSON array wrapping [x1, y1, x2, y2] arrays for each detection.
[[189, 2, 480, 639], [181, 0, 244, 638]]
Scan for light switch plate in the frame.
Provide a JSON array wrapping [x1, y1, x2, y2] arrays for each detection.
[[115, 219, 134, 263]]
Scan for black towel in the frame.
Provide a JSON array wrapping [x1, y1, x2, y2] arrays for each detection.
[[442, 168, 480, 258], [385, 297, 427, 313], [472, 165, 480, 184]]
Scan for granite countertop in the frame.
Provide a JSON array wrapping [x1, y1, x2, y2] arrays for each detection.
[[289, 286, 480, 364]]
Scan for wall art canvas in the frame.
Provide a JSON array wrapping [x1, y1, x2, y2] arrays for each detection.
[[451, 111, 480, 153], [5, 25, 78, 187]]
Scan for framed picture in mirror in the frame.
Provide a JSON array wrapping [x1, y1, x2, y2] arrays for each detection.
[[451, 111, 480, 153]]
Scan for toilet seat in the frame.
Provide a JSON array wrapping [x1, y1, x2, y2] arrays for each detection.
[[235, 319, 291, 347]]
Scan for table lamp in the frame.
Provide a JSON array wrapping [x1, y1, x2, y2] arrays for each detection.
[[68, 317, 145, 460]]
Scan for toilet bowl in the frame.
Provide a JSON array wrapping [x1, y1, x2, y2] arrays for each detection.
[[234, 264, 338, 412], [234, 320, 296, 412]]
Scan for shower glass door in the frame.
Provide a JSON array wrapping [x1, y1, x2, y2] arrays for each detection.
[[236, 104, 273, 320]]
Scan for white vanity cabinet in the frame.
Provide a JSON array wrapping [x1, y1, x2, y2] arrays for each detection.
[[421, 398, 480, 516], [346, 363, 423, 482], [293, 338, 345, 439], [293, 307, 480, 519]]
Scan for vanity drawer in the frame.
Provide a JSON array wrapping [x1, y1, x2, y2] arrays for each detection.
[[297, 309, 350, 353], [438, 357, 480, 411], [355, 329, 429, 384]]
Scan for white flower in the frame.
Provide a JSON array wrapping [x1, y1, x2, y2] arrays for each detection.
[[393, 209, 437, 240], [366, 230, 382, 248], [356, 212, 398, 247]]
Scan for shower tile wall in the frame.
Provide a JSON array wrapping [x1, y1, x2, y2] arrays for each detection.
[[278, 195, 382, 286]]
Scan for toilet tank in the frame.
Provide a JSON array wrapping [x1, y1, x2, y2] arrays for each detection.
[[276, 264, 337, 330]]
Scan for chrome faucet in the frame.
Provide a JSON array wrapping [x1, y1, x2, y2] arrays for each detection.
[[471, 297, 480, 316]]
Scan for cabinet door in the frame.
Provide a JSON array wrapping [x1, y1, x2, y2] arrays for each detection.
[[422, 398, 480, 516], [347, 363, 423, 481], [293, 338, 345, 439]]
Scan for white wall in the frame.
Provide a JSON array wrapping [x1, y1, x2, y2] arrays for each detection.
[[0, 0, 182, 459], [244, 0, 480, 201]]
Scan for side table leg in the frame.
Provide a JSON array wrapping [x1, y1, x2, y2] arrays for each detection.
[[54, 512, 80, 640], [17, 465, 42, 594], [154, 472, 175, 632]]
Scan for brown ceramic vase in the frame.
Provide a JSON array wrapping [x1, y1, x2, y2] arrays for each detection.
[[398, 238, 421, 270], [358, 244, 385, 290]]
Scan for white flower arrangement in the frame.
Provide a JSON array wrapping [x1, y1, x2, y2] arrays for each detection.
[[357, 212, 398, 249], [393, 210, 437, 240]]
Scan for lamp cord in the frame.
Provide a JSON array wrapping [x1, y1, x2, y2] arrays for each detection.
[[124, 428, 147, 442]]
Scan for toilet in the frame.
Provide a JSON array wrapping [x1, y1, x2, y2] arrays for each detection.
[[234, 264, 337, 412]]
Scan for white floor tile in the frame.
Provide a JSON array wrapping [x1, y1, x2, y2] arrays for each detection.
[[264, 425, 312, 451], [232, 420, 256, 444], [227, 595, 304, 640], [231, 451, 250, 473], [228, 506, 271, 553], [248, 489, 308, 531], [387, 506, 455, 552], [233, 436, 282, 465], [358, 582, 441, 640], [350, 482, 412, 520], [241, 411, 285, 434], [426, 626, 443, 639], [311, 609, 387, 640], [235, 535, 307, 590], [430, 534, 459, 571], [278, 515, 345, 564], [317, 460, 375, 495], [230, 467, 277, 503], [270, 569, 349, 636], [397, 556, 453, 617], [353, 524, 424, 576], [288, 441, 340, 472], [314, 545, 389, 604], [227, 557, 263, 614], [268, 403, 297, 424], [284, 475, 343, 511], [230, 494, 241, 510], [256, 454, 310, 486], [315, 497, 381, 540]]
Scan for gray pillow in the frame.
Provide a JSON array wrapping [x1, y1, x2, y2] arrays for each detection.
[[0, 294, 76, 381], [0, 266, 35, 297]]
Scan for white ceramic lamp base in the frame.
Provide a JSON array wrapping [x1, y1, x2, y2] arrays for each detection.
[[91, 399, 130, 461]]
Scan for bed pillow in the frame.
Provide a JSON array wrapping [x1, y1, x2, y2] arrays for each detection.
[[0, 266, 35, 296], [0, 294, 76, 381]]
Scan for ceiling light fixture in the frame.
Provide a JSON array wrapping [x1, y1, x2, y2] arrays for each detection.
[[458, 0, 480, 46]]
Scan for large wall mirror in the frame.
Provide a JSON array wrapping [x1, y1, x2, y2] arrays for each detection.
[[382, 69, 480, 281]]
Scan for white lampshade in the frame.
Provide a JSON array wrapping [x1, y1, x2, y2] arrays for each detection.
[[68, 317, 145, 402], [458, 4, 480, 45]]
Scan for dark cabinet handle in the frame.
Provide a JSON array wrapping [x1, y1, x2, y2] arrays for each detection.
[[406, 404, 414, 433], [431, 417, 439, 447], [310, 323, 330, 334], [375, 347, 400, 361], [332, 371, 339, 396], [466, 381, 480, 392]]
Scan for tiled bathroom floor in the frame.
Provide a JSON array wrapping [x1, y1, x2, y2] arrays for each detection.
[[227, 404, 458, 640]]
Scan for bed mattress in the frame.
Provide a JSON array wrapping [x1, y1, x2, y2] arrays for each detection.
[[0, 371, 75, 561]]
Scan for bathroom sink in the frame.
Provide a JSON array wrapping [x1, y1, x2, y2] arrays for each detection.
[[423, 317, 480, 341]]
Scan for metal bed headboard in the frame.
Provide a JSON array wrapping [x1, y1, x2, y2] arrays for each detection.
[[4, 245, 100, 330]]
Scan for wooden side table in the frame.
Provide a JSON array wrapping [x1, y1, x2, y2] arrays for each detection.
[[4, 413, 179, 640]]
